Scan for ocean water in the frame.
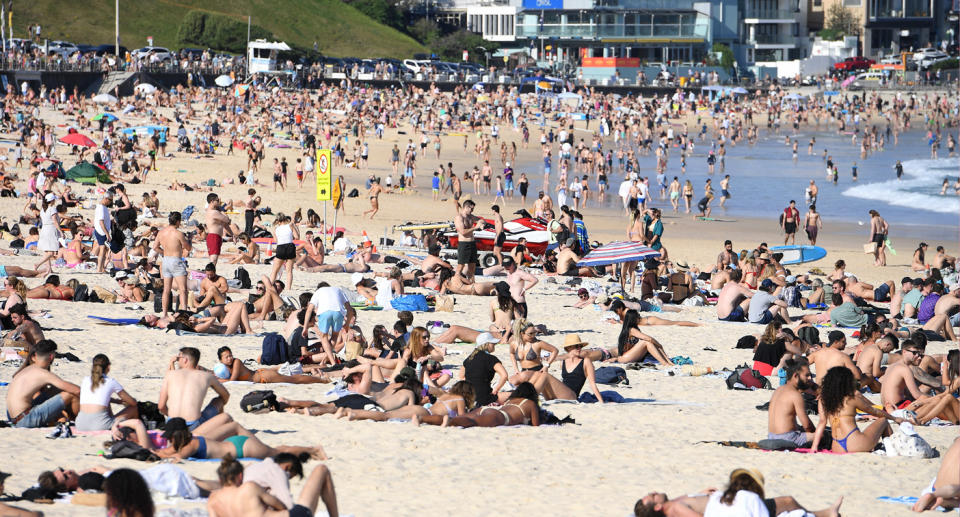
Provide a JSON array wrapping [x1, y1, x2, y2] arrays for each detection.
[[508, 126, 959, 235]]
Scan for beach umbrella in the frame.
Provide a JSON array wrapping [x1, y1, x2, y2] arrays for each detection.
[[135, 83, 157, 94], [92, 93, 117, 104], [215, 74, 234, 87], [59, 133, 96, 147], [92, 113, 118, 122], [576, 241, 660, 267]]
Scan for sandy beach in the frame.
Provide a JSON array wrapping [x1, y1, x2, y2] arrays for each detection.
[[0, 89, 957, 516]]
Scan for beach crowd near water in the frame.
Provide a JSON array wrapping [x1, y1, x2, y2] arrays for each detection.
[[0, 44, 956, 516]]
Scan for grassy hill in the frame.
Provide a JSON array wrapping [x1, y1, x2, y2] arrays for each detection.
[[14, 0, 426, 58]]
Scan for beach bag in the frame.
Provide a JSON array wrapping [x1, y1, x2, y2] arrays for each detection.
[[880, 423, 935, 458], [107, 440, 159, 461], [277, 362, 303, 376], [725, 364, 772, 390], [260, 332, 291, 365], [391, 294, 430, 312], [863, 242, 878, 254], [594, 366, 628, 385], [347, 188, 359, 198], [234, 266, 251, 289], [434, 294, 455, 312], [240, 390, 278, 413]]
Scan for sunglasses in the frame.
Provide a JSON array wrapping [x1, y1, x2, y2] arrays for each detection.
[[906, 349, 924, 357]]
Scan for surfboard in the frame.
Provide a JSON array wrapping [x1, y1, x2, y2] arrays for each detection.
[[695, 217, 737, 222], [392, 223, 453, 231], [770, 245, 827, 265]]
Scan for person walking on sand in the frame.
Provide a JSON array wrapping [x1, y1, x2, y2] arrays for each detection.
[[205, 193, 236, 266], [804, 205, 822, 246], [363, 178, 382, 219], [780, 200, 799, 245], [93, 191, 113, 273], [154, 211, 191, 317], [868, 209, 889, 267]]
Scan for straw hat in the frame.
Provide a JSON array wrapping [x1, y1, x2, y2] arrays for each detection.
[[729, 468, 765, 488], [562, 334, 588, 350]]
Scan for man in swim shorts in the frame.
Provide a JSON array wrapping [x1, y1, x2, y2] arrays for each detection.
[[159, 346, 230, 432], [780, 200, 799, 245], [767, 358, 818, 448], [716, 270, 752, 322], [155, 211, 191, 317], [5, 339, 79, 428], [205, 192, 236, 266], [454, 199, 482, 281]]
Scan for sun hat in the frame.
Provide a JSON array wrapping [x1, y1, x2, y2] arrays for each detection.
[[759, 252, 771, 260], [476, 332, 499, 346], [729, 468, 765, 488], [562, 334, 588, 349], [44, 192, 56, 202], [350, 272, 364, 285], [114, 271, 128, 280]]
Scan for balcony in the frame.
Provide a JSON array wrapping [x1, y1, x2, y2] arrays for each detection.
[[516, 21, 707, 40], [868, 0, 932, 19], [747, 33, 797, 46], [743, 8, 799, 22], [516, 24, 597, 38]]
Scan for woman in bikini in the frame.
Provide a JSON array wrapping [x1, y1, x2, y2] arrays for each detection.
[[155, 417, 324, 461], [437, 268, 496, 296], [741, 255, 759, 290], [413, 381, 540, 428], [609, 310, 674, 366], [228, 233, 260, 264], [829, 259, 846, 282], [488, 292, 517, 342], [812, 366, 909, 453], [507, 320, 558, 385], [0, 276, 27, 328], [361, 327, 446, 383], [335, 380, 475, 423], [363, 178, 382, 219], [26, 275, 75, 300]]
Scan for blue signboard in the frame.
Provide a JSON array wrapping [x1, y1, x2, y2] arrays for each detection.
[[522, 0, 563, 9]]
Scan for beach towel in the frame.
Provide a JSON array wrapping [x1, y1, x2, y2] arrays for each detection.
[[578, 391, 626, 403], [876, 496, 949, 512]]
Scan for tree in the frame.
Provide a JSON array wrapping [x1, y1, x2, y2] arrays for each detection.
[[825, 2, 860, 37], [711, 43, 734, 69], [433, 29, 495, 62], [409, 18, 440, 46]]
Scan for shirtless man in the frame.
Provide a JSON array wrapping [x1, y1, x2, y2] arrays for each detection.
[[880, 340, 930, 413], [207, 456, 338, 517], [5, 339, 79, 427], [158, 346, 230, 432], [5, 304, 44, 349], [504, 255, 537, 317], [843, 275, 895, 303], [491, 204, 505, 266], [454, 199, 483, 281], [714, 239, 738, 272], [420, 243, 453, 275], [556, 238, 593, 277], [767, 358, 817, 448], [716, 270, 752, 322], [856, 334, 898, 380], [154, 211, 192, 317], [217, 347, 327, 385], [244, 189, 260, 236], [933, 245, 956, 269], [809, 330, 878, 392], [192, 262, 229, 311], [205, 193, 236, 265]]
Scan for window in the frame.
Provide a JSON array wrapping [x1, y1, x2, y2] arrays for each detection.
[[843, 0, 861, 5]]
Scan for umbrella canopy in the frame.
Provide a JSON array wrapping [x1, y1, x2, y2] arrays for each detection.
[[64, 161, 104, 185], [215, 74, 234, 87], [576, 241, 660, 267], [92, 94, 117, 104], [59, 133, 96, 147], [135, 83, 157, 94], [92, 113, 118, 122]]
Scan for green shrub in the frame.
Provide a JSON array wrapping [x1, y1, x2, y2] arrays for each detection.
[[177, 11, 271, 53], [930, 58, 958, 71]]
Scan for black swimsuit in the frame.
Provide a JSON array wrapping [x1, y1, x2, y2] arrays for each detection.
[[561, 358, 586, 395]]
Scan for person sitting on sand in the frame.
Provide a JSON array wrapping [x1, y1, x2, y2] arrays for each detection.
[[912, 242, 929, 272], [812, 366, 910, 453], [881, 339, 959, 424], [3, 304, 44, 348], [555, 237, 594, 277], [933, 246, 956, 270], [0, 276, 27, 327], [751, 322, 807, 376], [156, 417, 325, 462], [228, 233, 260, 264], [189, 262, 228, 311], [767, 358, 818, 448], [207, 455, 338, 517], [748, 279, 790, 325], [808, 329, 878, 392], [529, 333, 605, 403], [76, 354, 152, 448], [633, 469, 843, 517], [608, 310, 674, 366], [158, 346, 230, 432], [215, 346, 329, 385], [245, 275, 291, 321], [913, 436, 960, 512], [716, 269, 753, 322], [5, 339, 79, 427], [921, 289, 959, 342], [414, 381, 540, 428], [507, 319, 558, 385], [26, 274, 75, 300]]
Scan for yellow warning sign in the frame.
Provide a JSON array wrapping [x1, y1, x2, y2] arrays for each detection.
[[316, 149, 332, 201]]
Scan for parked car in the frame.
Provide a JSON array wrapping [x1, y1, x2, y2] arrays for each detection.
[[179, 48, 204, 60], [5, 38, 33, 52], [833, 56, 875, 72], [879, 56, 902, 65], [850, 71, 883, 89], [46, 41, 80, 60], [917, 51, 949, 69], [132, 46, 174, 63], [94, 44, 128, 57], [76, 44, 97, 55], [911, 48, 944, 61]]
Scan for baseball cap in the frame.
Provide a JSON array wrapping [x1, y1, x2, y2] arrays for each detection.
[[760, 279, 775, 290], [351, 272, 364, 285], [44, 192, 56, 202], [785, 275, 796, 284], [476, 332, 499, 346]]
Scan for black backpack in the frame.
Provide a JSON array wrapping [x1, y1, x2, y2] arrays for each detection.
[[107, 440, 159, 461], [260, 333, 291, 365], [234, 266, 251, 289], [725, 364, 773, 390], [72, 284, 90, 302], [138, 401, 165, 430], [240, 390, 278, 413]]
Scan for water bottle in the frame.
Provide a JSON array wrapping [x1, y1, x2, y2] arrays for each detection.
[[778, 369, 787, 386]]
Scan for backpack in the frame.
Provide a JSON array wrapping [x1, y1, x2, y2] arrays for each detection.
[[735, 335, 758, 349], [260, 332, 291, 365], [107, 440, 160, 461], [137, 401, 165, 430], [72, 284, 90, 302], [234, 266, 251, 289], [240, 390, 278, 413], [594, 366, 629, 385], [725, 364, 773, 390]]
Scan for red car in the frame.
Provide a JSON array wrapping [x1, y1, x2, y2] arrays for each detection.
[[833, 56, 875, 72]]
